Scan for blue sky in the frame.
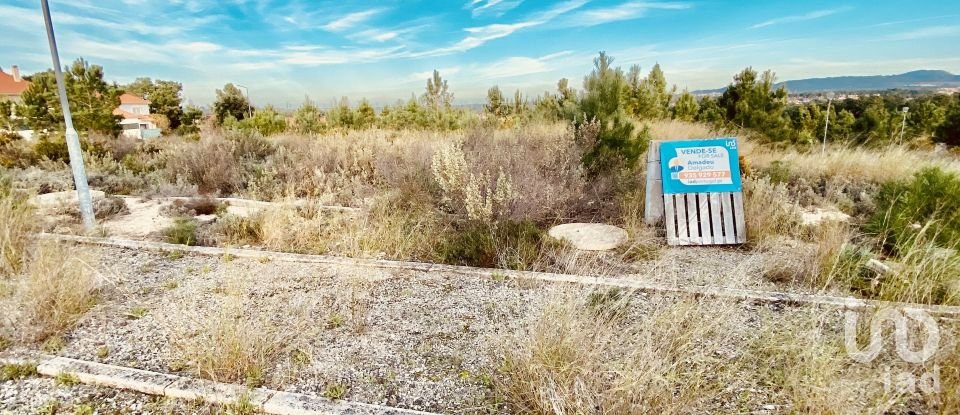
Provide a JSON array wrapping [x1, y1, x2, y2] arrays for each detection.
[[1, 0, 959, 107]]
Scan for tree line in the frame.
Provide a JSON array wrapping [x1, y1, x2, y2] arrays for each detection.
[[4, 54, 959, 151]]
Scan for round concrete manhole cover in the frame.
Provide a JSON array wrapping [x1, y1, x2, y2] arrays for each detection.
[[547, 223, 629, 251]]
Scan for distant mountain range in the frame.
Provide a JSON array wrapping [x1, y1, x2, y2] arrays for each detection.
[[694, 70, 960, 95]]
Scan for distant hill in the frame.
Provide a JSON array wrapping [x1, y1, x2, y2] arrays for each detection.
[[694, 70, 960, 95]]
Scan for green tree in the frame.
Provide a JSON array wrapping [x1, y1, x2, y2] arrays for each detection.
[[355, 99, 376, 129], [855, 97, 894, 145], [908, 98, 947, 138], [511, 90, 527, 116], [577, 52, 647, 172], [695, 96, 725, 126], [935, 95, 960, 146], [125, 77, 184, 129], [292, 99, 325, 134], [718, 67, 790, 140], [213, 83, 250, 124], [17, 60, 120, 135], [17, 71, 59, 132], [176, 105, 203, 134], [328, 97, 355, 128], [422, 70, 453, 111], [239, 106, 286, 136], [671, 90, 699, 121], [485, 86, 508, 118], [63, 59, 121, 134]]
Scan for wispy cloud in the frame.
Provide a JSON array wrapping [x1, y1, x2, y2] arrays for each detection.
[[466, 0, 523, 17], [476, 51, 575, 79], [751, 7, 849, 29], [886, 25, 960, 40], [563, 1, 691, 27], [321, 9, 385, 32], [419, 0, 586, 56]]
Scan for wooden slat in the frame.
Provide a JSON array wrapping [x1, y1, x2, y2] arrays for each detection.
[[709, 193, 723, 244], [663, 194, 677, 245], [675, 193, 688, 244], [733, 191, 746, 243], [686, 193, 700, 245], [721, 192, 736, 244], [698, 192, 712, 243]]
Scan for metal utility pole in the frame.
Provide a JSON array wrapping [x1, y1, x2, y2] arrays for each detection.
[[899, 106, 909, 145], [821, 92, 834, 155], [237, 84, 251, 118], [41, 0, 95, 230]]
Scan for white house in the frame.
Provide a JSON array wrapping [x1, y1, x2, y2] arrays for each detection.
[[114, 93, 161, 139]]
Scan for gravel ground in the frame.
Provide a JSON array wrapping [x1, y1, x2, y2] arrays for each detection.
[[0, 376, 211, 414], [2, 245, 941, 414]]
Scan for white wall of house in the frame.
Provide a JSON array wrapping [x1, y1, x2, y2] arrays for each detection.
[[119, 103, 150, 115]]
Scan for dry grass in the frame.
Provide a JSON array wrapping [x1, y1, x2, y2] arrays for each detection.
[[743, 176, 802, 245], [497, 292, 746, 414], [0, 181, 34, 276], [171, 289, 294, 387], [496, 289, 946, 414], [13, 242, 99, 341], [742, 141, 960, 185], [642, 119, 728, 141]]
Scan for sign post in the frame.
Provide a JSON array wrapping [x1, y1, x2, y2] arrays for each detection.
[[646, 138, 745, 245]]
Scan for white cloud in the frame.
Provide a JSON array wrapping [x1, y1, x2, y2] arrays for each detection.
[[476, 51, 574, 79], [321, 9, 384, 32], [408, 67, 463, 81], [564, 1, 691, 27], [751, 7, 849, 29], [467, 0, 524, 17], [886, 25, 960, 40], [417, 0, 586, 56]]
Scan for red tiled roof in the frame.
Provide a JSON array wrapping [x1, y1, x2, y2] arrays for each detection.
[[0, 68, 30, 95], [119, 93, 150, 105]]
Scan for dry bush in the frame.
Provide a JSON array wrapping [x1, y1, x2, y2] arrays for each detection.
[[171, 294, 291, 387], [743, 176, 802, 245], [163, 136, 243, 195], [0, 180, 35, 276], [497, 293, 746, 414], [246, 130, 432, 205], [14, 242, 99, 341]]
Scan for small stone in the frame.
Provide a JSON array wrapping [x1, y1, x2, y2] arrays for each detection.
[[800, 207, 850, 226], [547, 223, 628, 251]]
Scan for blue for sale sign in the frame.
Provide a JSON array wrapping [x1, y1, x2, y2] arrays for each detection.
[[659, 138, 742, 194]]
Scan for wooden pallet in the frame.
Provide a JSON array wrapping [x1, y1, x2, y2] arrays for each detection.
[[645, 140, 747, 246], [663, 191, 745, 245]]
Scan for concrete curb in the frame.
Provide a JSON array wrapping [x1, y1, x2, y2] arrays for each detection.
[[1, 355, 438, 415], [37, 233, 960, 317]]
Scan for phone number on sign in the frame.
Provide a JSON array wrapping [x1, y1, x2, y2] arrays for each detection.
[[679, 171, 731, 179]]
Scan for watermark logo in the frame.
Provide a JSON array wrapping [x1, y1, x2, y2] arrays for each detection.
[[844, 308, 941, 395]]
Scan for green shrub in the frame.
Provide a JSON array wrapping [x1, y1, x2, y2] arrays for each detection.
[[164, 217, 198, 246], [438, 220, 560, 269], [867, 167, 960, 254]]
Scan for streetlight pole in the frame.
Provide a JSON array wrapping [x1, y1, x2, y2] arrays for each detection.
[[898, 106, 909, 145], [236, 84, 251, 119], [41, 0, 95, 230], [821, 92, 834, 155]]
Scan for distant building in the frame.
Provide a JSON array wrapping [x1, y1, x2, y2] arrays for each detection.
[[0, 65, 29, 104], [113, 93, 160, 139]]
